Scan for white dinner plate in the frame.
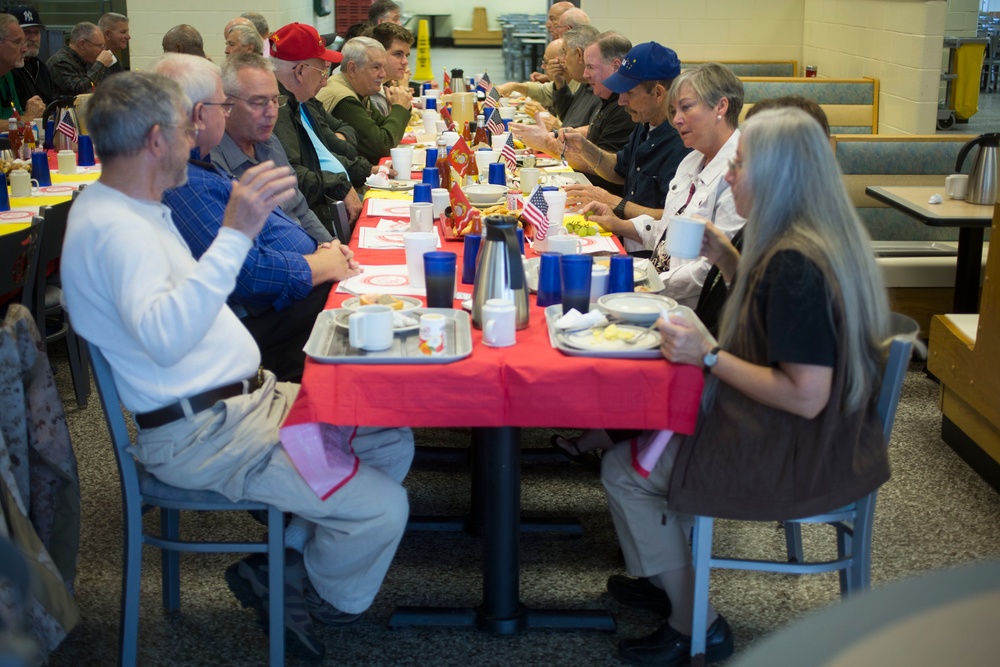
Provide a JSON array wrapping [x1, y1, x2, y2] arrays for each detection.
[[562, 325, 660, 351], [340, 295, 422, 313], [366, 179, 420, 191]]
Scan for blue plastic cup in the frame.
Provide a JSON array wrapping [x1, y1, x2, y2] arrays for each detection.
[[608, 255, 635, 294], [425, 147, 439, 168], [422, 166, 440, 189], [462, 233, 481, 284], [560, 254, 593, 314], [0, 173, 10, 211], [488, 162, 506, 186], [516, 227, 525, 255], [77, 135, 96, 166], [423, 251, 457, 308], [30, 151, 51, 186], [425, 97, 437, 111], [44, 119, 55, 149], [412, 183, 432, 204], [536, 252, 562, 307]]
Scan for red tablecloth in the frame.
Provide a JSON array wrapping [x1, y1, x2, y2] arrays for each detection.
[[284, 195, 704, 433]]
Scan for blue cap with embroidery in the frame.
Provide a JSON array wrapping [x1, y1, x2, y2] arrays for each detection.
[[602, 42, 681, 94]]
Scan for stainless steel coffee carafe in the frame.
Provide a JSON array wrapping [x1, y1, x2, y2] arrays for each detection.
[[471, 215, 529, 330], [955, 132, 999, 206]]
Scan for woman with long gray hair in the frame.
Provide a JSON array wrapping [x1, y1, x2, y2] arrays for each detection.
[[603, 108, 891, 666]]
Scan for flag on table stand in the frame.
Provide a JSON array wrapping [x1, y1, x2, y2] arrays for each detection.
[[448, 182, 478, 234], [448, 136, 474, 179], [501, 131, 517, 172], [476, 71, 492, 95], [522, 185, 550, 240], [440, 106, 456, 132], [484, 86, 501, 109], [56, 109, 78, 143], [485, 107, 504, 137], [442, 68, 452, 95]]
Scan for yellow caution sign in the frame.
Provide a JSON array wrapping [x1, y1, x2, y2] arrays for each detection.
[[413, 19, 434, 82]]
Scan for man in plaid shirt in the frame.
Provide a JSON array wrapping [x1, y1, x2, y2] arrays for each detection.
[[157, 53, 360, 382]]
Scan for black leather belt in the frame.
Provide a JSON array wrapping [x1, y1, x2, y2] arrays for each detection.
[[134, 371, 263, 430]]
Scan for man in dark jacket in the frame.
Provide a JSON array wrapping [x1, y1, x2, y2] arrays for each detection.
[[7, 6, 54, 107], [47, 21, 116, 96], [269, 23, 375, 231]]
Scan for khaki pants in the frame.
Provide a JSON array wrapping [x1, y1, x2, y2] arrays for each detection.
[[135, 374, 413, 613]]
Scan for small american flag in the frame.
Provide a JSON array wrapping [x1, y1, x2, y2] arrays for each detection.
[[485, 107, 504, 137], [521, 186, 550, 240], [476, 71, 491, 94], [484, 86, 501, 109], [56, 109, 78, 143], [501, 131, 517, 172]]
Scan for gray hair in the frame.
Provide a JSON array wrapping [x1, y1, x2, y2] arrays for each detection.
[[594, 31, 631, 64], [559, 8, 589, 30], [563, 25, 599, 53], [227, 24, 263, 55], [240, 11, 269, 38], [70, 21, 100, 45], [220, 52, 273, 96], [150, 53, 221, 105], [341, 36, 384, 68], [162, 24, 206, 57], [718, 108, 889, 412], [668, 62, 744, 129], [0, 14, 18, 39], [85, 72, 189, 160], [369, 0, 400, 24], [98, 12, 128, 31]]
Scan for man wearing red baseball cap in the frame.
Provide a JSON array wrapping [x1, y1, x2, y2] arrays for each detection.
[[270, 23, 376, 231]]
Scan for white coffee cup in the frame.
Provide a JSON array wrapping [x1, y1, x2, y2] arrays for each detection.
[[664, 215, 707, 259], [546, 233, 583, 255], [520, 167, 543, 193], [482, 298, 516, 347], [498, 106, 516, 121], [9, 170, 39, 197], [390, 147, 413, 177], [441, 131, 460, 150], [424, 88, 441, 100], [57, 150, 77, 175], [945, 173, 969, 200], [431, 187, 450, 216], [403, 231, 438, 288], [422, 111, 438, 136], [590, 264, 610, 302], [474, 151, 499, 182], [409, 202, 435, 232], [435, 119, 448, 134], [543, 190, 567, 227], [491, 132, 511, 151], [348, 305, 394, 351], [418, 312, 448, 356]]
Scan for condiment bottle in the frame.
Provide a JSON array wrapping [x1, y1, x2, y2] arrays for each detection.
[[462, 121, 472, 144], [473, 114, 488, 148], [20, 123, 35, 160], [7, 116, 20, 154], [466, 149, 479, 187], [435, 135, 451, 191]]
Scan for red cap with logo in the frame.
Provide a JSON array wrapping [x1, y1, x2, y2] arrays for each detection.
[[269, 23, 343, 64]]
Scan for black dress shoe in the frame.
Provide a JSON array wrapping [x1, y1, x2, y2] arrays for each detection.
[[606, 575, 672, 616], [618, 615, 734, 666]]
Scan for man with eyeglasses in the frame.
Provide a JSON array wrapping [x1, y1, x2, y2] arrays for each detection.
[[496, 39, 573, 115], [47, 21, 115, 96], [316, 35, 411, 163], [6, 6, 54, 112], [62, 71, 413, 664], [155, 53, 359, 384], [211, 53, 332, 245], [271, 23, 378, 230], [0, 13, 42, 121], [98, 12, 129, 74]]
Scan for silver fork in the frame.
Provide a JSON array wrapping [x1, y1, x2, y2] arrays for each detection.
[[624, 320, 660, 345]]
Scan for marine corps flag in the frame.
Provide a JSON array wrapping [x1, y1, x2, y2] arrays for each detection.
[[442, 68, 452, 95], [448, 137, 475, 179], [448, 182, 479, 235]]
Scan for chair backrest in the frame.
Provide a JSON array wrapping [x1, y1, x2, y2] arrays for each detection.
[[877, 314, 919, 441], [0, 220, 43, 305], [25, 201, 72, 324], [87, 340, 144, 508], [331, 200, 353, 244]]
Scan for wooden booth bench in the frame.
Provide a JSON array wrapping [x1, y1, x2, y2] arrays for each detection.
[[684, 60, 798, 77], [739, 76, 879, 134]]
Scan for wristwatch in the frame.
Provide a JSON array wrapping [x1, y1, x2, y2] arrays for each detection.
[[703, 346, 721, 372], [612, 198, 628, 219]]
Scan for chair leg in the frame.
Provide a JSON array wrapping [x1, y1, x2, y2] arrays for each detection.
[[65, 326, 90, 407], [121, 507, 143, 666], [267, 507, 285, 667], [160, 509, 181, 611], [784, 521, 804, 563], [690, 516, 714, 667]]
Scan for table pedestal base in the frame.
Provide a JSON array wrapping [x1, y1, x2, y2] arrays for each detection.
[[391, 426, 613, 634]]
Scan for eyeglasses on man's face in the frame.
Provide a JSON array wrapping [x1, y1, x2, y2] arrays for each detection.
[[228, 94, 288, 111], [82, 37, 105, 50], [202, 101, 236, 117], [301, 62, 332, 79], [164, 121, 202, 143]]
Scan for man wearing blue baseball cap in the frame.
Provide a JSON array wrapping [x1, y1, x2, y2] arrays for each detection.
[[562, 41, 690, 233]]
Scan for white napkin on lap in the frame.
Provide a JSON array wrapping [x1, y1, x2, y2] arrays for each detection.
[[554, 309, 608, 331]]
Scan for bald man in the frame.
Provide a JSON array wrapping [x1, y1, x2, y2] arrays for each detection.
[[162, 24, 207, 58]]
